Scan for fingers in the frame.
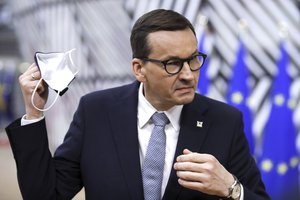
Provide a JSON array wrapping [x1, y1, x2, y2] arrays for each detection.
[[174, 149, 233, 197], [176, 170, 208, 182], [175, 149, 222, 176], [174, 160, 208, 173], [174, 149, 217, 175], [19, 63, 44, 94], [177, 178, 204, 191], [183, 148, 193, 154], [177, 177, 223, 197], [20, 63, 40, 81], [176, 149, 216, 163], [27, 63, 41, 81]]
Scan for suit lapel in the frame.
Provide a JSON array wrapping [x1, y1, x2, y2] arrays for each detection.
[[108, 82, 144, 200], [163, 95, 211, 200]]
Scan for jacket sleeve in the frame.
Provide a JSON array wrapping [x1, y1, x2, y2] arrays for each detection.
[[6, 118, 58, 200], [5, 98, 86, 200], [228, 111, 270, 200]]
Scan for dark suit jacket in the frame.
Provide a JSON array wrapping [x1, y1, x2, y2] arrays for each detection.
[[6, 81, 269, 200]]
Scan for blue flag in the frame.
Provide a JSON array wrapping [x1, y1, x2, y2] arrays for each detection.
[[258, 41, 299, 200], [227, 40, 255, 154], [197, 31, 209, 95]]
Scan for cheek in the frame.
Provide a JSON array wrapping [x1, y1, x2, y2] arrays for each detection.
[[153, 77, 176, 96]]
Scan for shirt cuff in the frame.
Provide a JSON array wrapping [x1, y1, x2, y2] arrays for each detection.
[[21, 114, 45, 126]]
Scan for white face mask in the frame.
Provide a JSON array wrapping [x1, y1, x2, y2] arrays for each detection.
[[31, 49, 78, 111]]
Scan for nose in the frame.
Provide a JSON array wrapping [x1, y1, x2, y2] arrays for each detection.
[[178, 61, 195, 80]]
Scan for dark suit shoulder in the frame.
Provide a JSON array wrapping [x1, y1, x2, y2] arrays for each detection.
[[193, 93, 242, 118], [79, 81, 139, 109]]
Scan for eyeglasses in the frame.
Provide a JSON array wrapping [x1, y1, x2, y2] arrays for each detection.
[[140, 52, 207, 75]]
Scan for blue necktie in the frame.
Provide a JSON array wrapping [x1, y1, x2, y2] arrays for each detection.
[[142, 112, 169, 200]]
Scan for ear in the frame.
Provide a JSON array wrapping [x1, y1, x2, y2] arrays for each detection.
[[132, 58, 146, 82]]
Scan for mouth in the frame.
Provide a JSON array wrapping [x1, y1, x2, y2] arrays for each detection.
[[175, 86, 195, 94]]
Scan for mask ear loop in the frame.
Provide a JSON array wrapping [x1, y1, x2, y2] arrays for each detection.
[[31, 78, 60, 112], [67, 48, 79, 76]]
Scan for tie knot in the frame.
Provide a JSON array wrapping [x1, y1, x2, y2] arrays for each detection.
[[152, 112, 169, 127]]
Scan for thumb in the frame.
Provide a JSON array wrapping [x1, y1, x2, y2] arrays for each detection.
[[183, 148, 193, 155]]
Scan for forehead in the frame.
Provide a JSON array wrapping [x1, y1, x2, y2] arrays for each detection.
[[147, 28, 198, 58]]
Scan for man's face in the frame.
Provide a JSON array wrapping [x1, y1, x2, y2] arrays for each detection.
[[140, 28, 200, 111]]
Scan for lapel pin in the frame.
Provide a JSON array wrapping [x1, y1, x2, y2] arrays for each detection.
[[197, 121, 203, 128]]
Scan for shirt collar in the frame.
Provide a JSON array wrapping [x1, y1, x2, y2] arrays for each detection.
[[137, 83, 183, 131]]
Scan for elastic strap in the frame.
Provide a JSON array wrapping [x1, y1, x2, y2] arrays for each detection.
[[67, 48, 79, 76], [31, 78, 60, 112]]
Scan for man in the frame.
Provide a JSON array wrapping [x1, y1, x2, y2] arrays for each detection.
[[6, 9, 269, 200]]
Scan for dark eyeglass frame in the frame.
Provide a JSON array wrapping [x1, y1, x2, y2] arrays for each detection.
[[140, 52, 207, 75]]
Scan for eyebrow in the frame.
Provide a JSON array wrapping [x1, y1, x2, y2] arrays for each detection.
[[162, 49, 198, 61]]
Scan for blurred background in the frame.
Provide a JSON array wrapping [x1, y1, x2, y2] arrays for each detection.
[[0, 0, 299, 199]]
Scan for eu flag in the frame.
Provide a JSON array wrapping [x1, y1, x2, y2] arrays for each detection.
[[258, 41, 299, 200], [227, 40, 255, 155], [197, 31, 209, 95]]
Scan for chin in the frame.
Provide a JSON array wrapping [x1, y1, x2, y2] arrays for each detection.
[[176, 94, 195, 105]]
